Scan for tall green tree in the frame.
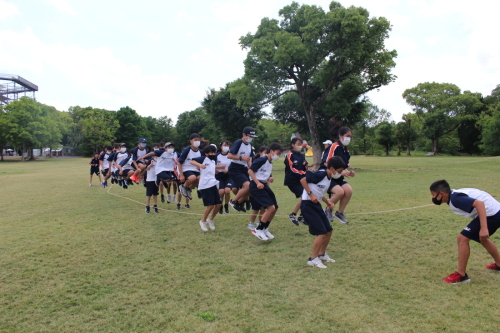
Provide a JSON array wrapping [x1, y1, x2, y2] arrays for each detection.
[[81, 109, 119, 153], [375, 121, 396, 155], [115, 106, 147, 148], [174, 108, 210, 146], [203, 85, 264, 143], [0, 105, 14, 161], [238, 1, 397, 168], [394, 114, 418, 156], [403, 82, 461, 154]]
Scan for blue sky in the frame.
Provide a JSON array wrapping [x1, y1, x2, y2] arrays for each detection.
[[1, 0, 499, 124]]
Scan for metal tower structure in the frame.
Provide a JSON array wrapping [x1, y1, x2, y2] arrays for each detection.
[[0, 73, 38, 105]]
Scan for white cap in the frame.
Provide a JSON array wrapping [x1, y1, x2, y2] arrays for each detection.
[[322, 140, 333, 145]]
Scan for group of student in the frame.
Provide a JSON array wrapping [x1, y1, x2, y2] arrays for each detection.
[[88, 125, 500, 279], [89, 126, 356, 269]]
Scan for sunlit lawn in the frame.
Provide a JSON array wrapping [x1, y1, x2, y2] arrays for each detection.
[[1, 155, 499, 332]]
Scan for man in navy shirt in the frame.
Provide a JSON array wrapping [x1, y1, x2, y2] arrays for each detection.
[[430, 179, 500, 284]]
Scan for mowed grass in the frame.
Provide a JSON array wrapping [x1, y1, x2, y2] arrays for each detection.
[[1, 155, 500, 332]]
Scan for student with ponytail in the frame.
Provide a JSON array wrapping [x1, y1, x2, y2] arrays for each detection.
[[284, 137, 308, 226]]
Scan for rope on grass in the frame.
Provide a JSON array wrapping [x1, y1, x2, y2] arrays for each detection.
[[106, 184, 434, 217]]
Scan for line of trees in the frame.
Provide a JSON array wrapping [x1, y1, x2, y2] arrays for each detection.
[[2, 1, 500, 161]]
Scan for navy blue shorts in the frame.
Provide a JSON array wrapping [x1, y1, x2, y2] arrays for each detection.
[[200, 186, 222, 206], [328, 177, 348, 193], [218, 177, 236, 190], [183, 170, 200, 179], [146, 181, 159, 196], [228, 169, 249, 189], [300, 200, 333, 236], [287, 183, 304, 198], [249, 182, 278, 210], [461, 210, 500, 243], [102, 168, 109, 177], [157, 171, 176, 182]]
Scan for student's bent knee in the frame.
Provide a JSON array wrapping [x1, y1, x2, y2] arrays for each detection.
[[457, 234, 471, 243]]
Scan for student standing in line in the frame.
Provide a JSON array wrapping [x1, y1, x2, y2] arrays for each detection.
[[177, 134, 202, 200], [190, 145, 226, 231], [99, 145, 113, 188], [144, 155, 159, 214], [247, 143, 284, 241], [227, 126, 257, 213], [430, 180, 500, 284], [284, 137, 308, 226], [89, 153, 102, 187], [301, 156, 346, 268], [323, 126, 355, 224]]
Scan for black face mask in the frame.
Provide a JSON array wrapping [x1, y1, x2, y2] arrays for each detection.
[[432, 195, 443, 205], [208, 155, 217, 161]]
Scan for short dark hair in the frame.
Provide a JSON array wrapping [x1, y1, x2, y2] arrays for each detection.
[[269, 142, 284, 152], [430, 180, 451, 194], [327, 156, 346, 170], [290, 137, 303, 147], [189, 133, 201, 140], [203, 145, 216, 155]]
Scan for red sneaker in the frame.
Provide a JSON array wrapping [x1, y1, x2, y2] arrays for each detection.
[[443, 271, 471, 284], [486, 263, 500, 271], [130, 175, 139, 184]]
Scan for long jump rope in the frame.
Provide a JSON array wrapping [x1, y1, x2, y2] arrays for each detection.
[[106, 184, 434, 217]]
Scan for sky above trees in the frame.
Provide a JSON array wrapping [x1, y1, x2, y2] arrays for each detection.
[[1, 0, 499, 122]]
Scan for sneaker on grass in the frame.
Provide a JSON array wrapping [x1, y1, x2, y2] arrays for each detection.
[[288, 213, 299, 226], [263, 228, 275, 240], [245, 200, 252, 211], [179, 185, 188, 198], [153, 206, 159, 213], [319, 253, 335, 263], [207, 219, 216, 230], [176, 203, 181, 210], [334, 211, 349, 224], [145, 206, 150, 214], [442, 271, 471, 284], [218, 207, 223, 215], [486, 263, 500, 272], [229, 200, 242, 212], [247, 222, 255, 230], [307, 257, 327, 269], [185, 204, 190, 209], [251, 229, 268, 241], [199, 221, 208, 232], [224, 205, 230, 214], [167, 194, 172, 203], [161, 194, 165, 203]]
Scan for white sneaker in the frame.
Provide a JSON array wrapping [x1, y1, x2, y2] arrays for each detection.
[[319, 253, 336, 263], [263, 228, 275, 240], [251, 229, 268, 241], [89, 184, 92, 187], [173, 195, 177, 203], [307, 257, 327, 268], [199, 221, 208, 232], [247, 222, 255, 230], [167, 194, 172, 203], [179, 185, 188, 198], [207, 219, 216, 230]]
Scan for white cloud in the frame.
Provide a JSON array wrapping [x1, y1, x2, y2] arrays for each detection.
[[46, 0, 76, 15], [0, 0, 19, 21], [146, 33, 160, 40]]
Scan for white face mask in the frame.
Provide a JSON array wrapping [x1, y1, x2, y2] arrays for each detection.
[[271, 154, 280, 161], [341, 137, 351, 146], [332, 172, 342, 179], [245, 137, 253, 143], [120, 148, 126, 153], [106, 151, 111, 154], [192, 141, 201, 148], [167, 148, 174, 154], [140, 143, 146, 148], [293, 145, 302, 152], [222, 146, 230, 153]]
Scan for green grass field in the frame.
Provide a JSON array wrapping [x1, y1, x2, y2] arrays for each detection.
[[1, 155, 500, 332]]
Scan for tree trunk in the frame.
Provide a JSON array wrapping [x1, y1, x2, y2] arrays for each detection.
[[29, 147, 35, 160], [385, 145, 390, 156], [21, 142, 25, 162], [433, 139, 439, 155], [304, 105, 322, 170], [406, 141, 411, 156]]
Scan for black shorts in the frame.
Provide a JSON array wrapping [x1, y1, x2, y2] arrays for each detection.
[[90, 166, 100, 175], [200, 186, 222, 206], [228, 169, 249, 189], [146, 181, 159, 196], [300, 200, 333, 236], [249, 182, 278, 210], [183, 170, 200, 179], [122, 168, 135, 176], [102, 168, 109, 177], [287, 183, 304, 198], [157, 171, 177, 182], [328, 177, 348, 193], [461, 210, 500, 243]]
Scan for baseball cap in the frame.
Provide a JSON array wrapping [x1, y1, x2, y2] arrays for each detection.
[[139, 138, 148, 143], [322, 140, 333, 145], [243, 126, 258, 137]]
